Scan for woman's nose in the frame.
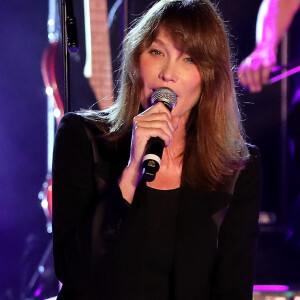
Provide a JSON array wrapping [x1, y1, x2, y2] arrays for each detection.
[[158, 60, 177, 82]]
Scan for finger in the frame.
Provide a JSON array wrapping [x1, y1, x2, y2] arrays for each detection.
[[129, 123, 173, 168], [238, 65, 255, 89], [134, 120, 174, 145], [240, 65, 261, 93], [137, 118, 175, 135], [237, 63, 250, 87], [134, 112, 175, 132], [250, 67, 264, 93], [238, 71, 249, 88], [261, 65, 271, 85], [141, 102, 172, 117], [238, 57, 254, 86], [151, 101, 173, 113]]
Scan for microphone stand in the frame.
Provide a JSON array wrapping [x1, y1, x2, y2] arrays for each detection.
[[60, 0, 79, 113]]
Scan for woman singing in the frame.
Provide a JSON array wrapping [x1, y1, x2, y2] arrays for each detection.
[[52, 0, 261, 299]]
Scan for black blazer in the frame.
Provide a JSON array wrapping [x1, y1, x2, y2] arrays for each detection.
[[52, 112, 261, 300]]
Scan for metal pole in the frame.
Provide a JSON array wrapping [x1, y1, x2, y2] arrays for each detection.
[[60, 0, 79, 113], [280, 33, 288, 227]]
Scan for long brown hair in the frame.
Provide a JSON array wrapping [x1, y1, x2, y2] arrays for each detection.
[[83, 0, 249, 190]]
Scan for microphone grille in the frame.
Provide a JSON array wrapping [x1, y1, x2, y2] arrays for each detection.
[[150, 87, 177, 109]]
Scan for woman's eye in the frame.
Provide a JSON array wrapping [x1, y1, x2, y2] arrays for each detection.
[[185, 57, 195, 64], [149, 49, 162, 56]]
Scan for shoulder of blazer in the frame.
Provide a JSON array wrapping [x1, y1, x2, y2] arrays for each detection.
[[67, 112, 130, 193]]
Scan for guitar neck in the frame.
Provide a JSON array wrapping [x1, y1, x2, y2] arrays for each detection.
[[85, 0, 114, 109]]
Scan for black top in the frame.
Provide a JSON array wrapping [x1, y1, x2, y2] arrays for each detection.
[[108, 185, 180, 299], [52, 112, 261, 300]]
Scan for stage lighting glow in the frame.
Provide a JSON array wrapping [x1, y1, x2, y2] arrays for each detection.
[[46, 87, 53, 96], [48, 33, 55, 41], [54, 108, 61, 118], [253, 285, 290, 292], [34, 285, 43, 297], [48, 19, 55, 26], [46, 222, 52, 234], [38, 191, 44, 200], [41, 199, 48, 209]]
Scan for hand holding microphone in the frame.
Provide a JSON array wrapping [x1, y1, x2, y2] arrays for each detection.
[[121, 87, 177, 202], [141, 87, 177, 182], [119, 88, 177, 203]]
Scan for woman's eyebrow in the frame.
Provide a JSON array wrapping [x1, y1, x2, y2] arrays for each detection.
[[152, 37, 185, 54], [152, 38, 166, 47]]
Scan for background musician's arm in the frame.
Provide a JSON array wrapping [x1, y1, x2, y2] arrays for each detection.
[[238, 0, 300, 92]]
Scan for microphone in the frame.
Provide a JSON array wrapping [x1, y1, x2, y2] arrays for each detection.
[[142, 87, 177, 182]]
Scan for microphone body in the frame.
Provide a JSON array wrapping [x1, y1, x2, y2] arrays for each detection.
[[142, 87, 177, 182]]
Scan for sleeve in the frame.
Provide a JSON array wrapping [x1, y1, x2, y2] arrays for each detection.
[[52, 113, 130, 294], [210, 145, 262, 300]]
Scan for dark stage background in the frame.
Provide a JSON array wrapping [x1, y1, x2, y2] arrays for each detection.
[[0, 0, 300, 298], [0, 1, 49, 299]]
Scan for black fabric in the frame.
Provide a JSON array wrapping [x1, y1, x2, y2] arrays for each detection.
[[52, 112, 261, 299], [104, 185, 181, 299]]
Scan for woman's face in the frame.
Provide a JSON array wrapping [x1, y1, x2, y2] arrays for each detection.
[[139, 28, 202, 120]]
